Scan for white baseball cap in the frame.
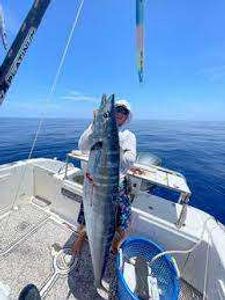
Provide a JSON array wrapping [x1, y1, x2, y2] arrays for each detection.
[[115, 99, 133, 123]]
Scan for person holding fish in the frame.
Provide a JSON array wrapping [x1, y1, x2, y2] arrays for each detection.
[[71, 99, 137, 257]]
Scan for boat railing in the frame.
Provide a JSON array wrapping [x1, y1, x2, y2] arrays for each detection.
[[64, 150, 192, 228]]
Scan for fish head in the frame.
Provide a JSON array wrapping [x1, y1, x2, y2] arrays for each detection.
[[91, 94, 118, 147]]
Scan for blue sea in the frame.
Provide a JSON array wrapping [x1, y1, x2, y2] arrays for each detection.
[[0, 118, 225, 224]]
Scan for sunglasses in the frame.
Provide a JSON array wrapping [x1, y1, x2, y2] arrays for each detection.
[[115, 106, 129, 116]]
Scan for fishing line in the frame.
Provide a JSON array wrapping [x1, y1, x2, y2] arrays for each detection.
[[148, 216, 219, 298], [0, 0, 85, 245], [149, 216, 214, 267], [28, 0, 85, 161], [129, 216, 218, 295]]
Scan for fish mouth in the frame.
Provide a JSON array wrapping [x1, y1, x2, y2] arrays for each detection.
[[92, 93, 117, 140], [98, 94, 115, 118]]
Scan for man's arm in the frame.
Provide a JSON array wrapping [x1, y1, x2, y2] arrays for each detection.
[[78, 110, 98, 153], [120, 130, 137, 169], [78, 124, 93, 154]]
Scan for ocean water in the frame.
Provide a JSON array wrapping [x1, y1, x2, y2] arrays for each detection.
[[0, 118, 225, 224]]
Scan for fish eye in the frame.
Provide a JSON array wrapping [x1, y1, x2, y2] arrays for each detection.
[[103, 112, 110, 118]]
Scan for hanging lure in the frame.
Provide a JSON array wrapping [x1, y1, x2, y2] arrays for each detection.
[[136, 0, 144, 83], [0, 4, 7, 50]]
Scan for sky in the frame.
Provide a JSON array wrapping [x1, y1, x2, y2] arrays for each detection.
[[0, 0, 225, 120]]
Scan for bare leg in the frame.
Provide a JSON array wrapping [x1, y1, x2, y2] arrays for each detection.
[[72, 225, 86, 255], [111, 227, 126, 254]]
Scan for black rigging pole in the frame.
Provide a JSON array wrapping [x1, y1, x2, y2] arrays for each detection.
[[0, 0, 52, 105]]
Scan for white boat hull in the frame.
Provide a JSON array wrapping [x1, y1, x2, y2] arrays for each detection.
[[0, 158, 224, 299]]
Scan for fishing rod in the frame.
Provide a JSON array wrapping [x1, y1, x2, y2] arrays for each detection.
[[0, 0, 52, 105]]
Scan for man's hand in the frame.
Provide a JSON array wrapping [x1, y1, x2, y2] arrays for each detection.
[[93, 109, 98, 118], [130, 166, 144, 175]]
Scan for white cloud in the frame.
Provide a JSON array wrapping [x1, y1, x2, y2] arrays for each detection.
[[61, 90, 98, 103]]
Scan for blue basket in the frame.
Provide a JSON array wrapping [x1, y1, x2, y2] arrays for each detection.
[[116, 237, 180, 300]]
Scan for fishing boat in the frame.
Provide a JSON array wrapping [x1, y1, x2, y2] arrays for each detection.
[[0, 1, 225, 299], [0, 150, 224, 299]]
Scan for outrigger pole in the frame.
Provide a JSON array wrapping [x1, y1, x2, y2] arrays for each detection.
[[0, 0, 52, 105]]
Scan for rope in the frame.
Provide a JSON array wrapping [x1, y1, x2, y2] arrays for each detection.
[[29, 0, 85, 159], [203, 231, 210, 300], [202, 223, 218, 300], [0, 0, 85, 244], [148, 216, 219, 298], [149, 216, 214, 267]]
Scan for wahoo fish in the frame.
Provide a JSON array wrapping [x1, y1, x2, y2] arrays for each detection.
[[0, 4, 7, 50], [83, 94, 120, 288]]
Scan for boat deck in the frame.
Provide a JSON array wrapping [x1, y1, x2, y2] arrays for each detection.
[[0, 198, 202, 299]]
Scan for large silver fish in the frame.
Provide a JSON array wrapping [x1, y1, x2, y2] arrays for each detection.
[[83, 94, 120, 288]]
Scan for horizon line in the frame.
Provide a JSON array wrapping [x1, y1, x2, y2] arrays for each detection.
[[0, 116, 224, 122]]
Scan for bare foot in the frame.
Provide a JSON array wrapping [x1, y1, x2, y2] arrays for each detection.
[[110, 245, 118, 255], [72, 233, 86, 256], [111, 229, 126, 254]]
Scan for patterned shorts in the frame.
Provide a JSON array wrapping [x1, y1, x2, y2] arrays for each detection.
[[77, 179, 132, 232]]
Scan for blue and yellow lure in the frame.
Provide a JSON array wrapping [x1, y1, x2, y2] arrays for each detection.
[[136, 0, 144, 83]]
